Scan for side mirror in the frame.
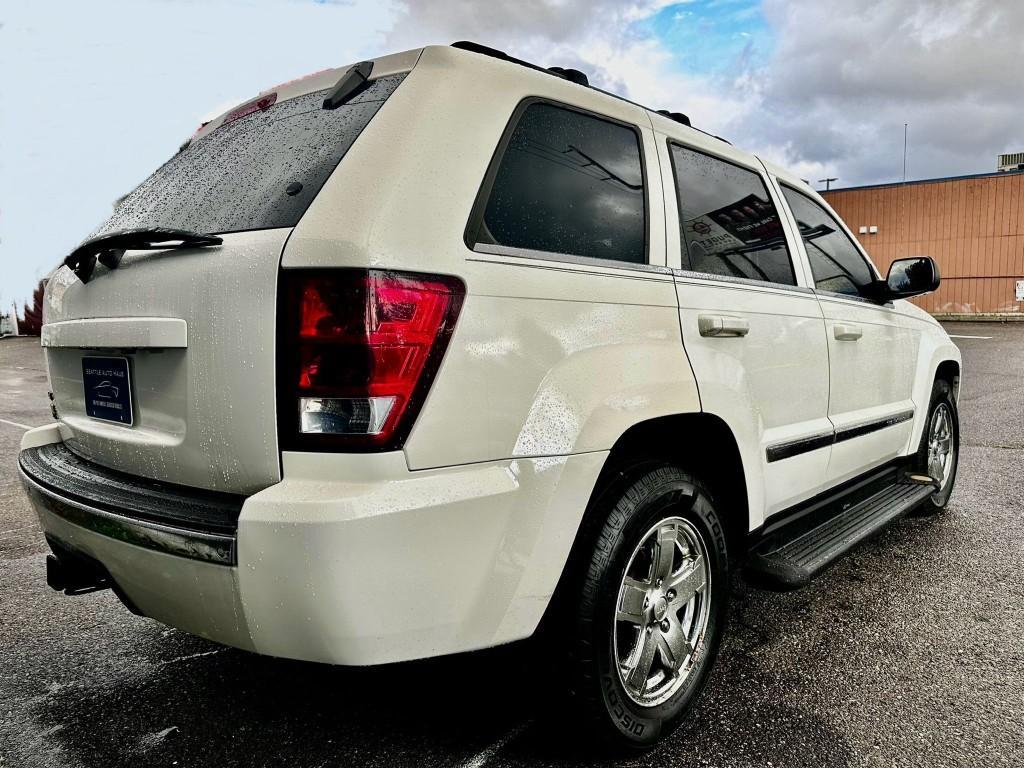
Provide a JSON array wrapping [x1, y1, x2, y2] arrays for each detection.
[[884, 257, 941, 299]]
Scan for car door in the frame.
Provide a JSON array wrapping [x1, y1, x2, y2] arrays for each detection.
[[778, 184, 918, 487], [657, 134, 832, 523]]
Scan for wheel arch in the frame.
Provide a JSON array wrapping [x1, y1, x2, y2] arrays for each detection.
[[593, 413, 749, 557], [536, 412, 749, 638], [935, 358, 961, 402]]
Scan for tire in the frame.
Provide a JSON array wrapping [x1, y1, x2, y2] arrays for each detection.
[[561, 464, 729, 749], [913, 378, 960, 513]]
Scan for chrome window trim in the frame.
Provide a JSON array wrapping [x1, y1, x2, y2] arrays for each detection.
[[813, 288, 899, 312], [471, 242, 673, 278], [674, 269, 815, 295]]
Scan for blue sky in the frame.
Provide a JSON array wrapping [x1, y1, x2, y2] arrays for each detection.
[[641, 0, 772, 77], [1, 0, 1018, 310]]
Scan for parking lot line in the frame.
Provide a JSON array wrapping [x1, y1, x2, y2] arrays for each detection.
[[947, 334, 992, 339], [460, 720, 532, 768], [0, 417, 32, 431]]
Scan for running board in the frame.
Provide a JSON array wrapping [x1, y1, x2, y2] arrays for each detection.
[[745, 474, 936, 590]]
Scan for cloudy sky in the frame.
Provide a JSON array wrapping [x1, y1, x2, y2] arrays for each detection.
[[1, 0, 1021, 309]]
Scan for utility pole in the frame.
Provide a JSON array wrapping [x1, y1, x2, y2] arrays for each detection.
[[819, 177, 838, 192], [902, 123, 908, 183]]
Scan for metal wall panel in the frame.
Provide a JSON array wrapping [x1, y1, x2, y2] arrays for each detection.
[[824, 172, 1024, 315]]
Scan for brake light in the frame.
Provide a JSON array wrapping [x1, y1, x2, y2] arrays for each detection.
[[221, 92, 278, 127], [277, 269, 465, 451]]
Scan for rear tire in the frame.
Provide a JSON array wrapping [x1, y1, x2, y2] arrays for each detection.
[[561, 464, 729, 749], [914, 378, 959, 514]]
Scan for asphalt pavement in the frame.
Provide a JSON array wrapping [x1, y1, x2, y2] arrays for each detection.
[[1, 324, 1022, 768]]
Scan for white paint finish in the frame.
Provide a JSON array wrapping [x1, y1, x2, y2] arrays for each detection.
[[284, 45, 665, 277], [41, 228, 289, 494], [406, 282, 698, 469], [237, 450, 607, 665], [33, 505, 254, 651], [655, 135, 832, 522], [901, 306, 963, 453], [19, 45, 968, 669], [816, 295, 920, 484], [674, 281, 833, 519], [19, 423, 63, 449], [281, 47, 697, 470], [192, 48, 423, 142], [41, 317, 187, 349]]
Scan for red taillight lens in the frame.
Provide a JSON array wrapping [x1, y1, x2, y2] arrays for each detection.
[[278, 269, 464, 451]]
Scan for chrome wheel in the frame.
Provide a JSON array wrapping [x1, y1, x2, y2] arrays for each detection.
[[927, 403, 955, 490], [614, 516, 711, 708]]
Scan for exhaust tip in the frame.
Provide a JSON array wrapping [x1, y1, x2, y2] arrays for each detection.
[[44, 550, 109, 596]]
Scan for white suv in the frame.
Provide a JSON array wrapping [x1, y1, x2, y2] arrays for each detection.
[[19, 43, 961, 748]]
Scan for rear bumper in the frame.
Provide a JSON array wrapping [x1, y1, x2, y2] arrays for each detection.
[[19, 443, 240, 565], [19, 426, 606, 665]]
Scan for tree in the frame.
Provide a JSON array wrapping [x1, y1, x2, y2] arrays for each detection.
[[18, 280, 44, 336]]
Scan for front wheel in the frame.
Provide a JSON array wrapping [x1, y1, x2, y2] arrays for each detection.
[[562, 464, 729, 749], [915, 378, 960, 513]]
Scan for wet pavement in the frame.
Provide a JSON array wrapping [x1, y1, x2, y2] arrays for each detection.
[[1, 323, 1022, 767]]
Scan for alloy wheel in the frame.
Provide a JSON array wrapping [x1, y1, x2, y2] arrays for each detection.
[[613, 516, 712, 707]]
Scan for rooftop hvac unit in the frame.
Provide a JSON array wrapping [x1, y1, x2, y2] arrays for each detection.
[[998, 152, 1024, 172]]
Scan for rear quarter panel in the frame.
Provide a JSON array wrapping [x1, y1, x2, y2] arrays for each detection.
[[284, 46, 700, 469]]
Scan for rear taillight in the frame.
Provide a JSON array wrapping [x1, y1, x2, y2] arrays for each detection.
[[277, 269, 464, 451]]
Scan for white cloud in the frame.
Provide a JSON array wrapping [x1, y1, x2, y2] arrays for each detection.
[[2, 0, 1018, 307], [385, 0, 750, 134], [742, 0, 1024, 186], [0, 0, 400, 309]]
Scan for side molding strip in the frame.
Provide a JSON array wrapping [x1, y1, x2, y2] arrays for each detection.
[[765, 409, 915, 463], [765, 432, 834, 463]]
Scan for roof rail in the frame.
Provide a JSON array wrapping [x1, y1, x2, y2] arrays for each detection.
[[451, 41, 581, 82], [547, 66, 589, 87], [448, 41, 729, 145], [655, 109, 690, 127]]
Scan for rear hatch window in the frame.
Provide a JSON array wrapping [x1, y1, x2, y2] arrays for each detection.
[[92, 74, 406, 237]]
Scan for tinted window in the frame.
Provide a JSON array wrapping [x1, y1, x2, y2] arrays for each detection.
[[781, 187, 875, 296], [475, 102, 646, 264], [670, 145, 795, 286], [93, 75, 406, 237]]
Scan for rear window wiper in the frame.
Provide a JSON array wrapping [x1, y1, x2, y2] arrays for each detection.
[[322, 60, 373, 110], [63, 227, 223, 283]]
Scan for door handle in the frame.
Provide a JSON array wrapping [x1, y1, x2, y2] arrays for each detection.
[[698, 314, 749, 338], [834, 323, 863, 341]]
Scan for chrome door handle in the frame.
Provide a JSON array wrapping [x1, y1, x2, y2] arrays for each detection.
[[834, 323, 863, 341], [698, 314, 749, 338]]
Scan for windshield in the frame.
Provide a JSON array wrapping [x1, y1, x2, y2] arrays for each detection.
[[92, 74, 406, 237]]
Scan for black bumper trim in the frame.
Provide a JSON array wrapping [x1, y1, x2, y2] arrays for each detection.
[[19, 444, 239, 565]]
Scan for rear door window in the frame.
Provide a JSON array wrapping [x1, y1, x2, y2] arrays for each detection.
[[92, 74, 406, 238], [781, 186, 876, 297], [669, 144, 796, 286], [471, 102, 647, 265]]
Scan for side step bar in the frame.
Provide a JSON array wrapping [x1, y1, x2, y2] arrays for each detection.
[[746, 474, 936, 590]]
